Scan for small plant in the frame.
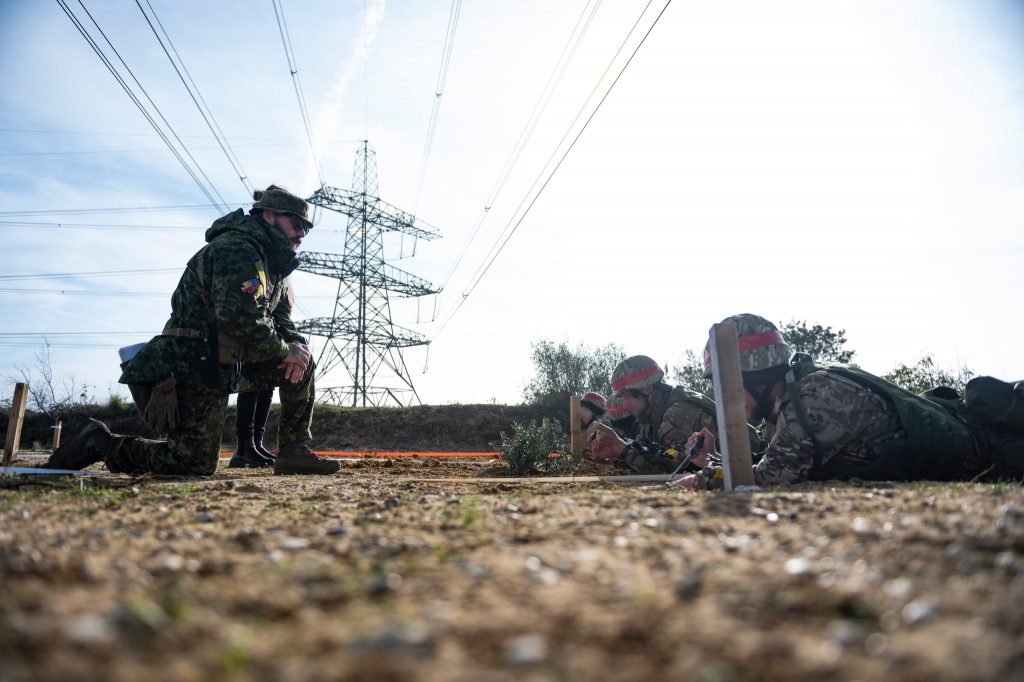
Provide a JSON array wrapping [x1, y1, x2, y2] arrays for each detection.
[[494, 418, 580, 476]]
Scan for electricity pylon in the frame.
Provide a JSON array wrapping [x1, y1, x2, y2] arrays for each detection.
[[298, 141, 441, 406]]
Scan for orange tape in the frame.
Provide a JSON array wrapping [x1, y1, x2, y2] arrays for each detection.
[[219, 451, 498, 458]]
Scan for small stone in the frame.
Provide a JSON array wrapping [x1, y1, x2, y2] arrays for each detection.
[[384, 496, 401, 509], [765, 512, 779, 524], [160, 554, 185, 572], [883, 577, 912, 600], [350, 623, 434, 655], [865, 632, 888, 656], [643, 517, 660, 529], [196, 512, 214, 524], [784, 558, 813, 576], [446, 495, 460, 505], [613, 536, 629, 549], [674, 575, 703, 601], [524, 556, 542, 572], [994, 551, 1015, 570], [157, 505, 169, 513], [901, 600, 937, 625], [503, 634, 548, 665], [463, 562, 489, 579], [851, 517, 874, 536], [326, 526, 348, 537], [66, 615, 113, 645], [280, 537, 309, 550], [825, 619, 862, 647], [1001, 506, 1024, 520], [368, 572, 403, 595]]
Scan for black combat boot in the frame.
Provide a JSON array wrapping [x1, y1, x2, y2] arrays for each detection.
[[251, 388, 276, 460], [274, 443, 340, 475], [45, 419, 112, 470], [228, 438, 274, 468], [252, 425, 276, 461]]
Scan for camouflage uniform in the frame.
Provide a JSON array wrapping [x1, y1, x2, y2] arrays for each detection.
[[113, 208, 313, 475], [615, 383, 717, 474]]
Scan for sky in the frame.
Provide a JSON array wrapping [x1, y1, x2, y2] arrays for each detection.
[[1, 0, 1023, 407]]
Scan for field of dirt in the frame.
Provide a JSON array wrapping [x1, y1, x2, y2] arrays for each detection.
[[2, 456, 1023, 681]]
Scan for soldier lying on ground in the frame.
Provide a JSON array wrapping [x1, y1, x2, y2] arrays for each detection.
[[579, 391, 606, 431], [604, 393, 638, 439], [585, 355, 720, 474], [676, 313, 1024, 490], [47, 186, 339, 477]]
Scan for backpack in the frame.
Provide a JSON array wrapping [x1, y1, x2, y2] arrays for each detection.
[[965, 377, 1024, 434]]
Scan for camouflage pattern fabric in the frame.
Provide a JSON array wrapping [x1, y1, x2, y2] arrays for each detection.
[[110, 210, 314, 476], [105, 360, 315, 476], [752, 370, 905, 485], [615, 383, 716, 474]]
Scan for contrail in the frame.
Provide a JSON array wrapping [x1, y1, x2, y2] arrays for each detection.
[[306, 0, 386, 189]]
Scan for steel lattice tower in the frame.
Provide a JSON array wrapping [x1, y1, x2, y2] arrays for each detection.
[[298, 141, 441, 406]]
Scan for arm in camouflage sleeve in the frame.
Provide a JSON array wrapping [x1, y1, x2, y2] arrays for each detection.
[[208, 245, 289, 361], [658, 401, 718, 452], [615, 443, 677, 474], [752, 406, 818, 485], [271, 278, 304, 344]]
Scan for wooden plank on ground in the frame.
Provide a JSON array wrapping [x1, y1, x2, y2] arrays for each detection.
[[408, 474, 673, 484], [709, 322, 755, 490], [3, 383, 29, 467]]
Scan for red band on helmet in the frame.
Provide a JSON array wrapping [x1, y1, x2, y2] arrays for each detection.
[[612, 363, 661, 392], [704, 330, 785, 370], [738, 330, 786, 351]]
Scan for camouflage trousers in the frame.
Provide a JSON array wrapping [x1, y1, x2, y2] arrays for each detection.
[[105, 359, 315, 476]]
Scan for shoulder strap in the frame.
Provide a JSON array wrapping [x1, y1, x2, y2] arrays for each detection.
[[195, 247, 215, 319]]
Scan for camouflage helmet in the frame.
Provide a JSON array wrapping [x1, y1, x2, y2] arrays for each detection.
[[703, 313, 791, 378], [580, 391, 606, 416], [611, 355, 665, 398], [604, 393, 629, 419], [250, 185, 312, 230]]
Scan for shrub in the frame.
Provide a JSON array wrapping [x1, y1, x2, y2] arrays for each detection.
[[493, 419, 580, 476]]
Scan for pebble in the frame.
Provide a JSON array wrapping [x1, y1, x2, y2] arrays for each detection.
[[851, 517, 875, 536], [643, 517, 660, 529], [384, 496, 401, 509], [503, 634, 548, 665], [66, 615, 113, 645], [825, 619, 862, 647], [160, 554, 185, 572], [280, 537, 309, 550], [326, 526, 348, 537], [882, 577, 912, 600], [901, 600, 937, 625], [196, 512, 214, 524], [613, 536, 629, 549], [674, 574, 703, 601], [446, 495, 460, 505], [784, 558, 813, 576], [368, 572, 403, 595], [1001, 506, 1024, 519], [350, 623, 435, 655], [463, 562, 489, 579]]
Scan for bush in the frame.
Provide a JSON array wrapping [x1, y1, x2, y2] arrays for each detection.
[[493, 419, 580, 476]]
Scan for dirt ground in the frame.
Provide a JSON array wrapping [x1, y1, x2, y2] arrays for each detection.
[[2, 456, 1023, 682]]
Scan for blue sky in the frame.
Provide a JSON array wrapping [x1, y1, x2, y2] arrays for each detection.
[[1, 0, 1023, 406]]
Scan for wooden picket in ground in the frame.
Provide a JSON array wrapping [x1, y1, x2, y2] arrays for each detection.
[[3, 383, 29, 467], [709, 322, 755, 490], [569, 395, 583, 455]]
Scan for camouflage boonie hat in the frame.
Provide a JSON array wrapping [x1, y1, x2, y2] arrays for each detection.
[[580, 391, 606, 416], [611, 355, 664, 399], [250, 185, 312, 230], [703, 313, 791, 378]]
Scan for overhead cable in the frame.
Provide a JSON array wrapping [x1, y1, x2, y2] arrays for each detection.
[[437, 0, 604, 291], [431, 0, 673, 340], [135, 0, 254, 194], [271, 0, 326, 189], [54, 0, 230, 213], [411, 0, 463, 214]]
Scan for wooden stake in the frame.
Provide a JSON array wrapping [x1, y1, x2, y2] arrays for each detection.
[[709, 323, 755, 490], [3, 383, 29, 467], [52, 420, 63, 452], [569, 395, 583, 455]]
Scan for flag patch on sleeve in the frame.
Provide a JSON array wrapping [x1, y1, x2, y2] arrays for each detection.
[[241, 278, 261, 295]]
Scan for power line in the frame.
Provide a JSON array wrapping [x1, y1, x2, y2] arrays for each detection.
[[0, 203, 246, 217], [134, 0, 254, 195], [0, 219, 355, 234], [412, 0, 463, 214], [0, 331, 158, 337], [437, 0, 604, 291], [53, 0, 228, 213], [0, 128, 365, 144], [0, 268, 178, 281], [0, 286, 341, 298], [271, 0, 326, 189], [431, 0, 673, 340], [0, 141, 314, 157]]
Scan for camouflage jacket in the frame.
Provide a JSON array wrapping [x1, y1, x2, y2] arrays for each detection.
[[615, 383, 717, 474], [171, 209, 301, 359], [121, 210, 301, 386], [751, 370, 905, 485]]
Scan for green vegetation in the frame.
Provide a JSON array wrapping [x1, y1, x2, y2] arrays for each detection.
[[494, 419, 580, 476]]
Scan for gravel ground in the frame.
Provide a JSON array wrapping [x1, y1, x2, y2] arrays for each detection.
[[2, 457, 1023, 681]]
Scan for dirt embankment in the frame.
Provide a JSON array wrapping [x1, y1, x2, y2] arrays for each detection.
[[3, 403, 555, 452]]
